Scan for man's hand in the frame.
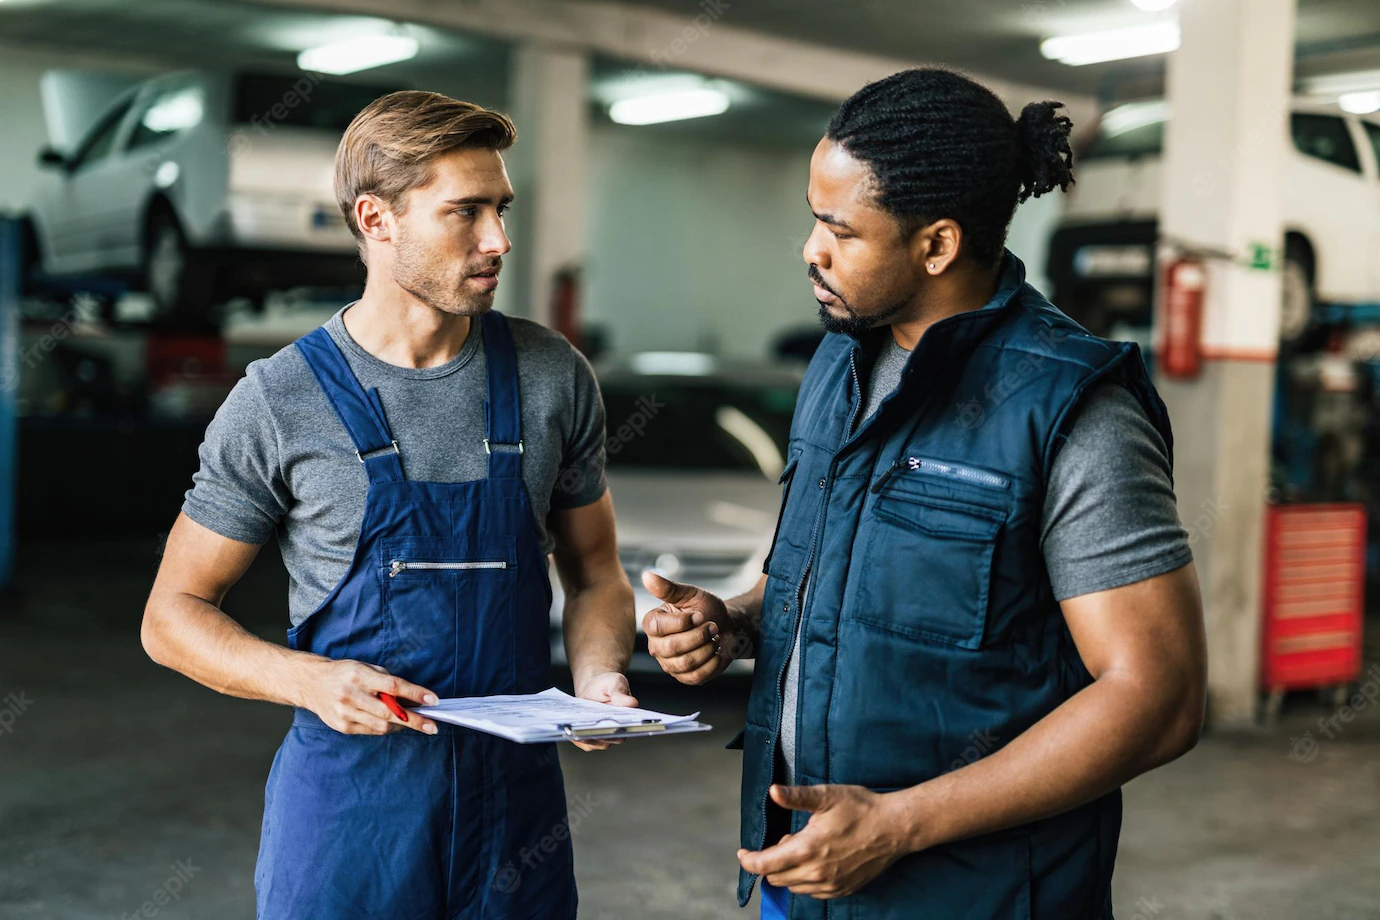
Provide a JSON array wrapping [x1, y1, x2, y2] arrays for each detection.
[[571, 670, 638, 752], [641, 571, 741, 684], [296, 658, 440, 736], [737, 784, 909, 900]]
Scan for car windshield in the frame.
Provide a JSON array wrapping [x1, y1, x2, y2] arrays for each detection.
[[600, 378, 798, 476], [1083, 101, 1168, 160], [232, 74, 401, 132]]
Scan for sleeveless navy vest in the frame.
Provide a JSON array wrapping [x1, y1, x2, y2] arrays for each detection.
[[736, 252, 1172, 919]]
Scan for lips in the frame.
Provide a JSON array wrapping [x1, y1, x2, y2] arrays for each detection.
[[812, 283, 838, 304], [468, 268, 500, 291]]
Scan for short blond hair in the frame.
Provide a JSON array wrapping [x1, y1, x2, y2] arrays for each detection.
[[334, 90, 517, 254]]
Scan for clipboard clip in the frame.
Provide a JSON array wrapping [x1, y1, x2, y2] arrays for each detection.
[[558, 718, 667, 740]]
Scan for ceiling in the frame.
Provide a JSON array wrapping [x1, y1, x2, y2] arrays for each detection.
[[1, 0, 1377, 130], [575, 0, 1380, 98]]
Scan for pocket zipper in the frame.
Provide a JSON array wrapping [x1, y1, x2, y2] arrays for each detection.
[[871, 457, 1010, 493], [388, 560, 508, 577]]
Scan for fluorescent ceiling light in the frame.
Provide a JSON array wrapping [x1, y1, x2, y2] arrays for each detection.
[[1340, 91, 1380, 115], [609, 88, 730, 126], [1131, 0, 1177, 10], [298, 34, 418, 75], [1041, 21, 1180, 66]]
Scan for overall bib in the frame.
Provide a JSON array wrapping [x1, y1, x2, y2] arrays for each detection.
[[255, 310, 577, 920]]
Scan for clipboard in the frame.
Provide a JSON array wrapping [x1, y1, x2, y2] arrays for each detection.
[[411, 688, 713, 744]]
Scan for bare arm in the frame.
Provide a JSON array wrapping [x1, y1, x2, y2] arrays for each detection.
[[741, 562, 1207, 897], [549, 491, 637, 699], [142, 512, 439, 735]]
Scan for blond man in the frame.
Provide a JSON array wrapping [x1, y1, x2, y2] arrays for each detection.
[[141, 91, 636, 919]]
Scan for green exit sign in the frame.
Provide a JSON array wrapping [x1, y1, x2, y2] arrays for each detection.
[[1247, 242, 1276, 271]]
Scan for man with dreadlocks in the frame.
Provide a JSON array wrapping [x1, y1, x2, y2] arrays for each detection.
[[643, 68, 1207, 918]]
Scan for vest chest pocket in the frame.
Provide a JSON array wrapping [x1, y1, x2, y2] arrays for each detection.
[[855, 489, 1006, 649]]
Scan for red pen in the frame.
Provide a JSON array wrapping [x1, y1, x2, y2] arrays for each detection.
[[379, 692, 409, 723]]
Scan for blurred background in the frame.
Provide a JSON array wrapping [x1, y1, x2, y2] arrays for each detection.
[[2, 0, 1380, 917]]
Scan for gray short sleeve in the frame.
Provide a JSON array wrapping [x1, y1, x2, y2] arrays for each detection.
[[1041, 382, 1193, 601], [550, 345, 607, 510], [181, 371, 290, 545]]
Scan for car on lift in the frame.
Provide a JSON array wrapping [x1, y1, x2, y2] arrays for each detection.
[[21, 70, 390, 324], [549, 355, 803, 675], [1047, 99, 1380, 342]]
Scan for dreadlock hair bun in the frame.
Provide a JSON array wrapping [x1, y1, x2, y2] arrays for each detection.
[[1015, 100, 1075, 204], [826, 68, 1076, 266]]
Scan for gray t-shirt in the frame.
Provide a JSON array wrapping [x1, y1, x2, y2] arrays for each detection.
[[778, 335, 1192, 783], [182, 306, 607, 626]]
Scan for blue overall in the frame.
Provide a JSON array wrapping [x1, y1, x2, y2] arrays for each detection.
[[254, 311, 577, 920], [736, 253, 1172, 919]]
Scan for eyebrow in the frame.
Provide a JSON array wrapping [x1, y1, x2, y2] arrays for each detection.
[[806, 194, 854, 232], [443, 194, 515, 207]]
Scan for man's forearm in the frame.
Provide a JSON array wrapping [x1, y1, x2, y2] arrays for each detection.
[[888, 671, 1202, 854], [143, 591, 319, 708], [563, 577, 636, 688]]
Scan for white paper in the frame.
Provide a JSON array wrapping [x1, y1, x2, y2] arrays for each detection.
[[412, 688, 707, 743]]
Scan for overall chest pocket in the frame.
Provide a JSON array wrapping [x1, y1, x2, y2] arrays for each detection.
[[854, 469, 1008, 650]]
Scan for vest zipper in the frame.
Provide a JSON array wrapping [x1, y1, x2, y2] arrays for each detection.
[[388, 560, 508, 577], [903, 457, 1010, 490]]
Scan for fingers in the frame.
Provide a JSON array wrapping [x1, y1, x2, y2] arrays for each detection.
[[737, 837, 809, 879], [647, 620, 720, 658], [359, 667, 439, 706], [770, 783, 829, 813], [641, 570, 700, 606], [605, 691, 639, 708], [641, 606, 701, 638], [656, 640, 719, 675]]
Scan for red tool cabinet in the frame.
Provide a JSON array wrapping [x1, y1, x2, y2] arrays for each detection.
[[1260, 503, 1366, 695]]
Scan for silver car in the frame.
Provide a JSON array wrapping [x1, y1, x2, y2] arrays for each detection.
[[550, 356, 803, 674], [25, 70, 386, 322]]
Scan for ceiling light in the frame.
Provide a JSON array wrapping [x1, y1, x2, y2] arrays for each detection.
[[609, 88, 730, 126], [1100, 100, 1170, 136], [1131, 0, 1177, 10], [1041, 21, 1180, 66], [297, 34, 418, 75], [1339, 91, 1380, 115]]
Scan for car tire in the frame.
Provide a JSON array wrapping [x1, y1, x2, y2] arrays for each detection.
[[1279, 242, 1314, 345], [144, 210, 214, 326]]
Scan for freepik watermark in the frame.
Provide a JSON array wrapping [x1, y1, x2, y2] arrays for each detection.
[[0, 691, 35, 737], [645, 0, 731, 68], [947, 729, 999, 773], [1289, 663, 1380, 764], [491, 792, 600, 893], [952, 324, 1074, 429], [118, 859, 201, 919], [553, 393, 665, 496]]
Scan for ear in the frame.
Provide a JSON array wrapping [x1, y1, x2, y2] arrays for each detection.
[[910, 218, 962, 276], [355, 193, 392, 248]]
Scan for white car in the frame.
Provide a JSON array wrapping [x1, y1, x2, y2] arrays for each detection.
[[549, 358, 803, 675], [1047, 99, 1380, 341], [24, 70, 385, 322]]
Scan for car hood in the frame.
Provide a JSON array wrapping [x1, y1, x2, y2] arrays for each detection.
[[605, 469, 782, 553]]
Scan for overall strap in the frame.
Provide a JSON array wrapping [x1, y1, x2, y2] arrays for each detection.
[[294, 327, 405, 484], [480, 310, 524, 480]]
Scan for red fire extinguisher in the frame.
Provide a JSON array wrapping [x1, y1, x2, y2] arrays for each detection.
[[1159, 257, 1205, 379]]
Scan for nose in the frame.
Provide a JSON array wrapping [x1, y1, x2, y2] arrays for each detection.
[[479, 213, 511, 257], [803, 223, 830, 271]]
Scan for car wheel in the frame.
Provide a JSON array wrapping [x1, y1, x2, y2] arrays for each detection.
[[144, 211, 214, 325], [1279, 245, 1314, 345]]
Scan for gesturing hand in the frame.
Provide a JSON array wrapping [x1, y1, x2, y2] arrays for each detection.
[[299, 658, 439, 736], [737, 784, 909, 900], [641, 571, 743, 685]]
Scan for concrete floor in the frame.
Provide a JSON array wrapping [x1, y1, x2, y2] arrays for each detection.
[[2, 538, 1380, 919]]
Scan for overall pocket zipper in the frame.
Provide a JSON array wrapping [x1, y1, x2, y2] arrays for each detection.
[[388, 560, 508, 577], [871, 457, 1011, 493]]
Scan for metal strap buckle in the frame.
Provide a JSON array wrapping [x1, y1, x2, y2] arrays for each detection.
[[355, 440, 400, 463], [483, 439, 524, 455]]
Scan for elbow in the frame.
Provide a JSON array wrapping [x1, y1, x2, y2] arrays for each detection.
[[140, 598, 172, 667], [1161, 680, 1208, 763]]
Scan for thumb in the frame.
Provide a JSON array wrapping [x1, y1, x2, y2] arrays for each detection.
[[641, 569, 699, 606], [770, 783, 830, 813]]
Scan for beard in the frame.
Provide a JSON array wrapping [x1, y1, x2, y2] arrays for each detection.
[[392, 224, 501, 317], [810, 265, 909, 337]]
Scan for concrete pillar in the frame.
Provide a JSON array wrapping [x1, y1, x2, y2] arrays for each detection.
[[1156, 0, 1297, 727], [503, 44, 589, 325]]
